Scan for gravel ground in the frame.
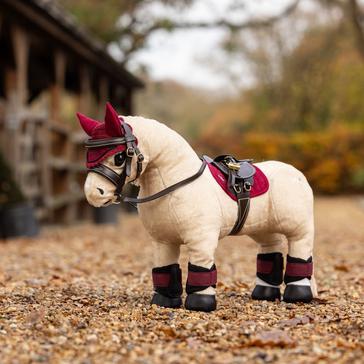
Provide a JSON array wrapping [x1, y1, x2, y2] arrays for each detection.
[[0, 197, 363, 364]]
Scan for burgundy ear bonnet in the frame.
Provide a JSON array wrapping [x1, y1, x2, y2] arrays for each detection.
[[77, 103, 136, 168]]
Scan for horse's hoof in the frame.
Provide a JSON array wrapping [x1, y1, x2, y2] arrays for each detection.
[[251, 285, 281, 301], [151, 293, 182, 308], [283, 285, 313, 303], [185, 294, 216, 312]]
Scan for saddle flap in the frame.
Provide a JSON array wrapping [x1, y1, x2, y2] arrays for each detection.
[[238, 161, 256, 180]]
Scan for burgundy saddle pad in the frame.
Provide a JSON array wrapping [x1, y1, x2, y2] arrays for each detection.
[[207, 163, 269, 201]]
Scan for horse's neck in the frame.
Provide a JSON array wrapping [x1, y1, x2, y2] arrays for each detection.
[[126, 116, 201, 195]]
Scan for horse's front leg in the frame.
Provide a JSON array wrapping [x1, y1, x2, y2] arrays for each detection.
[[151, 241, 182, 308], [185, 233, 219, 312]]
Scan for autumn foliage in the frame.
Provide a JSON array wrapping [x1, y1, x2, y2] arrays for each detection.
[[197, 125, 364, 194], [195, 23, 364, 194]]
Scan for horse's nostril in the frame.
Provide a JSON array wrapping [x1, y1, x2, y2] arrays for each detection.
[[97, 188, 104, 195]]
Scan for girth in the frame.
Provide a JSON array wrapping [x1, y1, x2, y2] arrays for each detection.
[[203, 155, 255, 235]]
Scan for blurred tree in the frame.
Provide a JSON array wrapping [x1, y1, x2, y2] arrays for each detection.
[[135, 79, 219, 138], [318, 0, 364, 61], [59, 0, 300, 63]]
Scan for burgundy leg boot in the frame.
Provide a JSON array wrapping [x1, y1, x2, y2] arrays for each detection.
[[283, 255, 313, 303], [185, 263, 217, 312], [251, 252, 283, 301], [151, 263, 182, 308]]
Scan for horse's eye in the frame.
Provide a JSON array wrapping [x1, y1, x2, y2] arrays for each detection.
[[114, 153, 125, 167]]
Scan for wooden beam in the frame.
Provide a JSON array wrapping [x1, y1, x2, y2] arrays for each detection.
[[1, 0, 143, 88], [79, 65, 91, 114], [11, 25, 29, 106], [98, 76, 108, 118], [50, 50, 66, 121]]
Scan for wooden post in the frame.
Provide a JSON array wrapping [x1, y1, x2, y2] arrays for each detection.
[[125, 88, 133, 115], [11, 25, 29, 107], [4, 26, 30, 181], [50, 50, 66, 121], [98, 76, 108, 118], [79, 65, 91, 113]]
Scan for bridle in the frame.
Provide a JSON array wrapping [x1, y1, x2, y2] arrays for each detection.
[[85, 118, 207, 206], [85, 120, 144, 203]]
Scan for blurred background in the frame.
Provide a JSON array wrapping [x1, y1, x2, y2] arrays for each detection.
[[0, 0, 364, 235]]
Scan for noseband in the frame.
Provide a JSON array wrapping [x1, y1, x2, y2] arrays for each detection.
[[85, 121, 144, 203]]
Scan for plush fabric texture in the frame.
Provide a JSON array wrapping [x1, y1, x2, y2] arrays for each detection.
[[83, 115, 317, 297], [207, 163, 269, 200]]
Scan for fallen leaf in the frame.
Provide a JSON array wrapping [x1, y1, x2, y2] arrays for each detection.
[[334, 264, 349, 272], [245, 330, 296, 348]]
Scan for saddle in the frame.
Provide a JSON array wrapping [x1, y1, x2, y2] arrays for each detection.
[[203, 155, 256, 235]]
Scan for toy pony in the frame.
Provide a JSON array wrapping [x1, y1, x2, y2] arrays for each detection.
[[77, 103, 316, 312]]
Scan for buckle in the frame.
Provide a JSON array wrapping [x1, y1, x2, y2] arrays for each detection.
[[233, 185, 241, 194], [244, 182, 252, 191], [126, 147, 135, 157], [226, 161, 240, 171]]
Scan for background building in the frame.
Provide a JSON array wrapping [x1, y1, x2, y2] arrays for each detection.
[[0, 0, 143, 223]]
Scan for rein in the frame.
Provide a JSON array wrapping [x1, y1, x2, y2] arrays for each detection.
[[123, 160, 207, 205]]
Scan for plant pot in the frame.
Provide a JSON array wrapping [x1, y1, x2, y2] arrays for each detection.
[[0, 203, 39, 239], [93, 204, 119, 225]]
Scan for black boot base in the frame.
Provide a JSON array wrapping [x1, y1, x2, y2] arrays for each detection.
[[185, 294, 217, 312], [252, 285, 281, 301], [151, 293, 182, 308], [283, 285, 313, 303]]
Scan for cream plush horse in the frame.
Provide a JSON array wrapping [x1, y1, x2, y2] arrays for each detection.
[[77, 103, 317, 312]]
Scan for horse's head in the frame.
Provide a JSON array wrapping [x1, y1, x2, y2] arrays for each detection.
[[77, 102, 145, 207]]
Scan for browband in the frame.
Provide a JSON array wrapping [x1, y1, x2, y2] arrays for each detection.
[[85, 136, 136, 148]]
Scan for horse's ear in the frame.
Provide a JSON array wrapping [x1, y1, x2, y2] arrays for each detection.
[[104, 102, 123, 137], [76, 112, 100, 136]]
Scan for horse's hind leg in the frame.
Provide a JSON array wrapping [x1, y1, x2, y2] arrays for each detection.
[[184, 232, 220, 312], [250, 233, 285, 301], [283, 221, 316, 303], [151, 241, 182, 308]]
